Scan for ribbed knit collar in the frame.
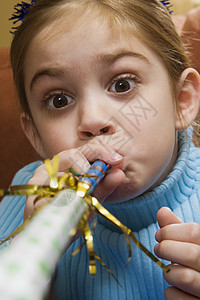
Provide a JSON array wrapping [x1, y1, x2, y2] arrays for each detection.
[[99, 127, 196, 232]]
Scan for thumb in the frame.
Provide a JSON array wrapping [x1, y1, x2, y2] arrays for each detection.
[[157, 207, 183, 228], [92, 168, 125, 202]]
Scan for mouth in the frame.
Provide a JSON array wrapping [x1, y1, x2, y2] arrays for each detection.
[[80, 140, 126, 170], [112, 149, 125, 170], [90, 158, 124, 170], [111, 161, 124, 170], [89, 155, 124, 171]]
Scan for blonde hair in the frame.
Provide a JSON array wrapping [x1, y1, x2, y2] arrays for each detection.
[[10, 0, 190, 116]]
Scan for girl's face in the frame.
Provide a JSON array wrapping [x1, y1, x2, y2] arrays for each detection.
[[23, 15, 179, 202]]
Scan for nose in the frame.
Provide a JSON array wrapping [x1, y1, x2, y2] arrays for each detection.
[[77, 100, 115, 139]]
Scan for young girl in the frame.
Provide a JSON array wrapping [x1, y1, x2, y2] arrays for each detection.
[[1, 0, 200, 299]]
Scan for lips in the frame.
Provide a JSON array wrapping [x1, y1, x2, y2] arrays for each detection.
[[111, 162, 123, 170], [89, 159, 124, 170], [113, 149, 125, 170], [111, 154, 125, 170]]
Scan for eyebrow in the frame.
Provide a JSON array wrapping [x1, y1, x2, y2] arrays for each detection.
[[30, 68, 66, 91], [30, 50, 150, 91], [96, 50, 150, 65]]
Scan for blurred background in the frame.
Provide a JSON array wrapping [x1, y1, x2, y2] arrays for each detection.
[[1, 0, 200, 47]]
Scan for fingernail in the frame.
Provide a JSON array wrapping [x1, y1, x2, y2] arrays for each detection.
[[111, 152, 123, 161], [154, 243, 159, 255]]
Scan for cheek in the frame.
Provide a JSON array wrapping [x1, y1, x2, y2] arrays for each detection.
[[142, 90, 176, 137], [143, 112, 176, 158], [143, 116, 177, 179], [129, 95, 177, 169], [36, 120, 78, 156]]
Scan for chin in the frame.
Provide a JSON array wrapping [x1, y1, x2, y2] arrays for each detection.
[[104, 176, 156, 204], [104, 181, 141, 204]]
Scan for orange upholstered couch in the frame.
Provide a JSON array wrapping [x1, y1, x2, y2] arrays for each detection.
[[0, 49, 40, 189], [0, 7, 200, 190]]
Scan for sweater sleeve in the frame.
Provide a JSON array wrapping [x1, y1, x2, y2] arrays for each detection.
[[0, 161, 43, 243]]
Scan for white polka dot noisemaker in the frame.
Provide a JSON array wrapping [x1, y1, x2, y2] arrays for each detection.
[[0, 156, 169, 299]]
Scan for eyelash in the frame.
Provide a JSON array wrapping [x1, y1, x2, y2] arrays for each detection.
[[40, 73, 141, 113], [108, 73, 141, 95], [41, 90, 75, 112]]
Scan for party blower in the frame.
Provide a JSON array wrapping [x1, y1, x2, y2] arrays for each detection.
[[0, 157, 169, 300]]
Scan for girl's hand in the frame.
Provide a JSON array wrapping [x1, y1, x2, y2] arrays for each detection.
[[24, 144, 125, 220], [155, 207, 200, 300]]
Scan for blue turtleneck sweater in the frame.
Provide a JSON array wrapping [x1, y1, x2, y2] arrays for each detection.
[[0, 128, 200, 300]]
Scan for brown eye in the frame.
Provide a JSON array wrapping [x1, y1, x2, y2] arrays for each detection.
[[109, 76, 138, 94], [115, 79, 131, 92], [49, 94, 74, 109]]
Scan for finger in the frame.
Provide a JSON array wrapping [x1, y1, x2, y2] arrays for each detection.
[[24, 196, 35, 220], [92, 168, 125, 202], [24, 195, 50, 220], [156, 222, 200, 245], [55, 149, 90, 174], [154, 240, 200, 272], [32, 145, 123, 181], [157, 207, 183, 228], [164, 264, 200, 298], [24, 145, 123, 220], [58, 146, 123, 174], [165, 286, 200, 300], [78, 143, 123, 167], [28, 164, 49, 185]]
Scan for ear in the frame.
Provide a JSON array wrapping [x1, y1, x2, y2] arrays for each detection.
[[175, 68, 200, 130], [20, 113, 47, 158]]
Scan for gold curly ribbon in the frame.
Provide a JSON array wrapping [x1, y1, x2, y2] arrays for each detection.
[[0, 155, 170, 283]]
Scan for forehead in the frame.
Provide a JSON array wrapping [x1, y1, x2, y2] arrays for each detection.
[[25, 22, 166, 103], [26, 10, 154, 65], [26, 2, 145, 55], [34, 11, 132, 43], [43, 3, 137, 37], [24, 5, 167, 90]]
